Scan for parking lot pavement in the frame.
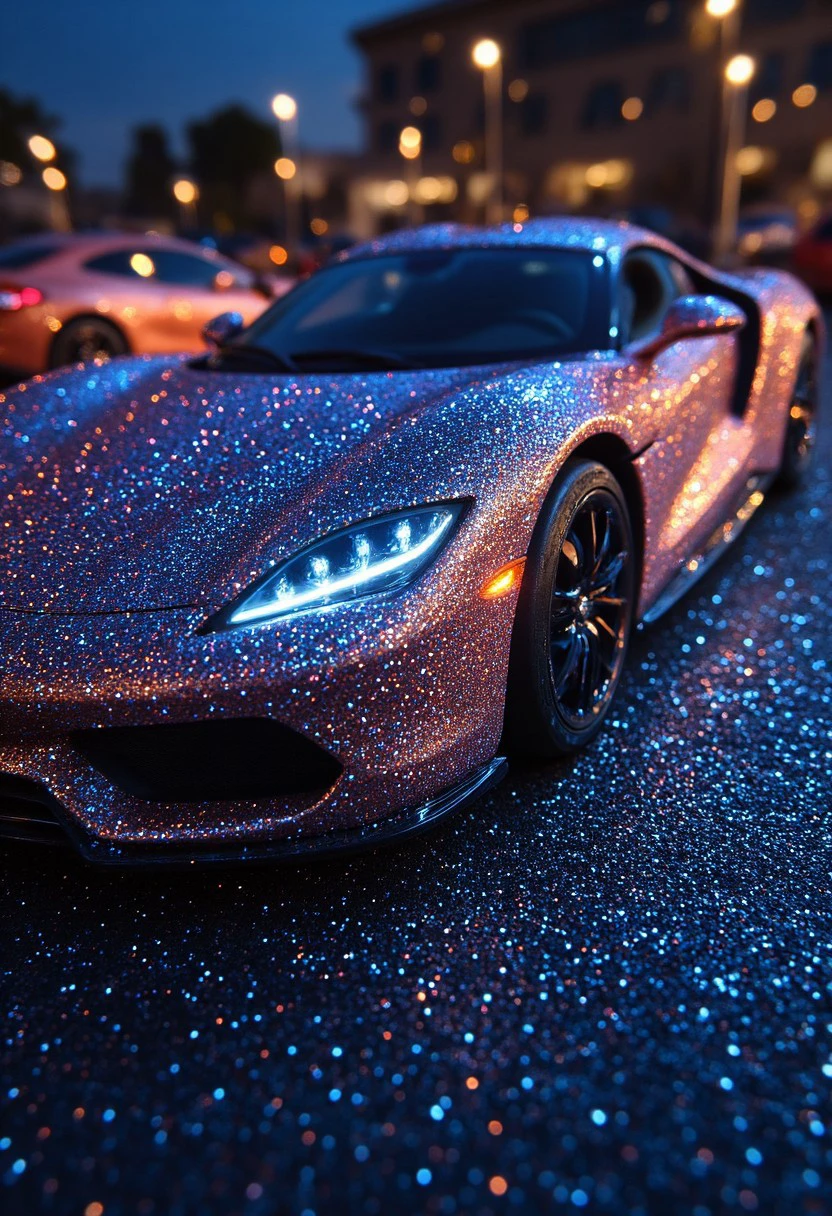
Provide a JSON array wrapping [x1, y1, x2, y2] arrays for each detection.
[[2, 371, 831, 1216]]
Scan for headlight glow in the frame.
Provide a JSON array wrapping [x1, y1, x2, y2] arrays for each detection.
[[224, 504, 464, 628]]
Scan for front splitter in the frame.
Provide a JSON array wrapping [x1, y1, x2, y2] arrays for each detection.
[[7, 756, 508, 868]]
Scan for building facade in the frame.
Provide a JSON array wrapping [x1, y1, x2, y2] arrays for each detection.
[[351, 0, 832, 237]]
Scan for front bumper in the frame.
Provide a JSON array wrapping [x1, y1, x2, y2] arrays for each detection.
[[0, 576, 517, 861]]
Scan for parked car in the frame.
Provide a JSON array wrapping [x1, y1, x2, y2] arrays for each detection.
[[0, 219, 819, 863], [737, 206, 797, 263], [0, 232, 285, 377], [792, 213, 832, 294]]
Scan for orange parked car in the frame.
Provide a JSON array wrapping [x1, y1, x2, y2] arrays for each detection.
[[0, 232, 286, 377]]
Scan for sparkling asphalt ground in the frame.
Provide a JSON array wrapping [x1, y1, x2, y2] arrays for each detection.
[[2, 371, 831, 1216]]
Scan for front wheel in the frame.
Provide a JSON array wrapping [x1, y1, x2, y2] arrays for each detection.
[[503, 460, 636, 758], [778, 330, 818, 490], [50, 317, 129, 369]]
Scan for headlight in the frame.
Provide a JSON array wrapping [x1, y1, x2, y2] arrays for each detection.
[[221, 503, 464, 628]]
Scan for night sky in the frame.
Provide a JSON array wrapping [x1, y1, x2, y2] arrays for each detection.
[[1, 0, 415, 187]]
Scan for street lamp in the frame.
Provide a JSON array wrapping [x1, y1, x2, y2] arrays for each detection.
[[172, 177, 199, 227], [398, 126, 423, 226], [717, 53, 756, 261], [271, 93, 301, 261], [472, 38, 503, 225], [28, 135, 56, 163]]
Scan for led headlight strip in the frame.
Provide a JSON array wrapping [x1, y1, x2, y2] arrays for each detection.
[[224, 503, 464, 628]]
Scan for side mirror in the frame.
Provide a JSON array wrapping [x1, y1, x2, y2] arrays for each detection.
[[202, 311, 244, 348], [627, 294, 746, 361]]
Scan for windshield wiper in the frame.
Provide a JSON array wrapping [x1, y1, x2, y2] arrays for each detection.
[[289, 348, 422, 370], [210, 343, 297, 372]]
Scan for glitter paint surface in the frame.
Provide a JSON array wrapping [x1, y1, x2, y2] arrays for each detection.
[[0, 220, 819, 856], [1, 399, 831, 1211]]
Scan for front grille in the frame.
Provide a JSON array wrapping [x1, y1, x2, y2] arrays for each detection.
[[71, 717, 343, 803], [0, 774, 71, 846]]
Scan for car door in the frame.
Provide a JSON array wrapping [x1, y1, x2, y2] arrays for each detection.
[[616, 248, 755, 591]]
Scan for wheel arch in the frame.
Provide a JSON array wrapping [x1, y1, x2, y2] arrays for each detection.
[[542, 432, 646, 595], [49, 312, 132, 367]]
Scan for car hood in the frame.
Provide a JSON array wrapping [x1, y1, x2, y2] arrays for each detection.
[[0, 355, 567, 614]]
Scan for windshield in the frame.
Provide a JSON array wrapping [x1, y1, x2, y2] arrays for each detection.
[[233, 247, 610, 370]]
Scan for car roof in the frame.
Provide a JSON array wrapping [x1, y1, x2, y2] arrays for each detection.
[[0, 231, 230, 261], [339, 217, 664, 264]]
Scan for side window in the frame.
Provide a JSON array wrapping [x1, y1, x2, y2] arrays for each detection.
[[619, 250, 693, 343], [150, 251, 224, 288], [84, 250, 151, 279]]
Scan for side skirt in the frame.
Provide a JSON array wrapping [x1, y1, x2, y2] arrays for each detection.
[[641, 472, 774, 625]]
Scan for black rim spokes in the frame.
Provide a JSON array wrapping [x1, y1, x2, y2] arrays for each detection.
[[549, 495, 630, 726]]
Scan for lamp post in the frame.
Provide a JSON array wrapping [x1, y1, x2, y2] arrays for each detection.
[[717, 53, 756, 262], [705, 0, 746, 260], [472, 38, 503, 225], [172, 177, 199, 228], [271, 93, 301, 261], [398, 125, 423, 226]]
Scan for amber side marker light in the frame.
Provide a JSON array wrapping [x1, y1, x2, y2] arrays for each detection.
[[480, 558, 526, 600]]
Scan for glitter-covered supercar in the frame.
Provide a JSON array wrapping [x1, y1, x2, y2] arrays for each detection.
[[0, 219, 821, 863]]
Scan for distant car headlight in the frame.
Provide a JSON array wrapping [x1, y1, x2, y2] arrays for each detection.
[[220, 503, 465, 629]]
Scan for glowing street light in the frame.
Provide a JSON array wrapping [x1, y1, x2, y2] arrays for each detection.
[[271, 93, 297, 123], [717, 52, 757, 260], [271, 93, 301, 260], [28, 134, 56, 163], [471, 38, 503, 224], [725, 53, 755, 86], [472, 38, 501, 70], [398, 127, 423, 225], [42, 166, 67, 191], [705, 0, 737, 17], [172, 177, 199, 227], [172, 178, 198, 206], [398, 126, 422, 160]]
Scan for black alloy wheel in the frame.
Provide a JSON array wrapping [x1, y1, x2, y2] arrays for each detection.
[[778, 331, 818, 490], [503, 460, 636, 758], [50, 317, 129, 369]]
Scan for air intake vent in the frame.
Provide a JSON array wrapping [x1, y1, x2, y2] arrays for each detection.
[[71, 718, 343, 803]]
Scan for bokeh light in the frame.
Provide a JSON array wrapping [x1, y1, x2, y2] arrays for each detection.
[[274, 157, 297, 180], [28, 135, 56, 162], [725, 55, 756, 86], [42, 166, 67, 191], [472, 39, 501, 70], [172, 178, 198, 205], [271, 93, 298, 122]]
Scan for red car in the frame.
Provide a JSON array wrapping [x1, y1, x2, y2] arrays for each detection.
[[0, 232, 285, 377], [792, 215, 832, 295]]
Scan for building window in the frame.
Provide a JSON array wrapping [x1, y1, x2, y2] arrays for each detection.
[[582, 81, 625, 130], [375, 121, 399, 154], [646, 66, 690, 113], [519, 0, 683, 71], [416, 53, 441, 94], [375, 64, 399, 104], [808, 42, 832, 91], [520, 93, 548, 137]]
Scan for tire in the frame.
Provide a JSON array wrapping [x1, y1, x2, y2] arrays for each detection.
[[503, 459, 636, 759], [50, 317, 129, 369], [777, 330, 818, 491]]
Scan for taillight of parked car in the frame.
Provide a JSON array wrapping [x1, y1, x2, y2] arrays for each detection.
[[0, 285, 44, 311]]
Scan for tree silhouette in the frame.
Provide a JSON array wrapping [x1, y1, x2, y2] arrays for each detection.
[[187, 104, 281, 229], [0, 87, 73, 178], [123, 125, 177, 220]]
